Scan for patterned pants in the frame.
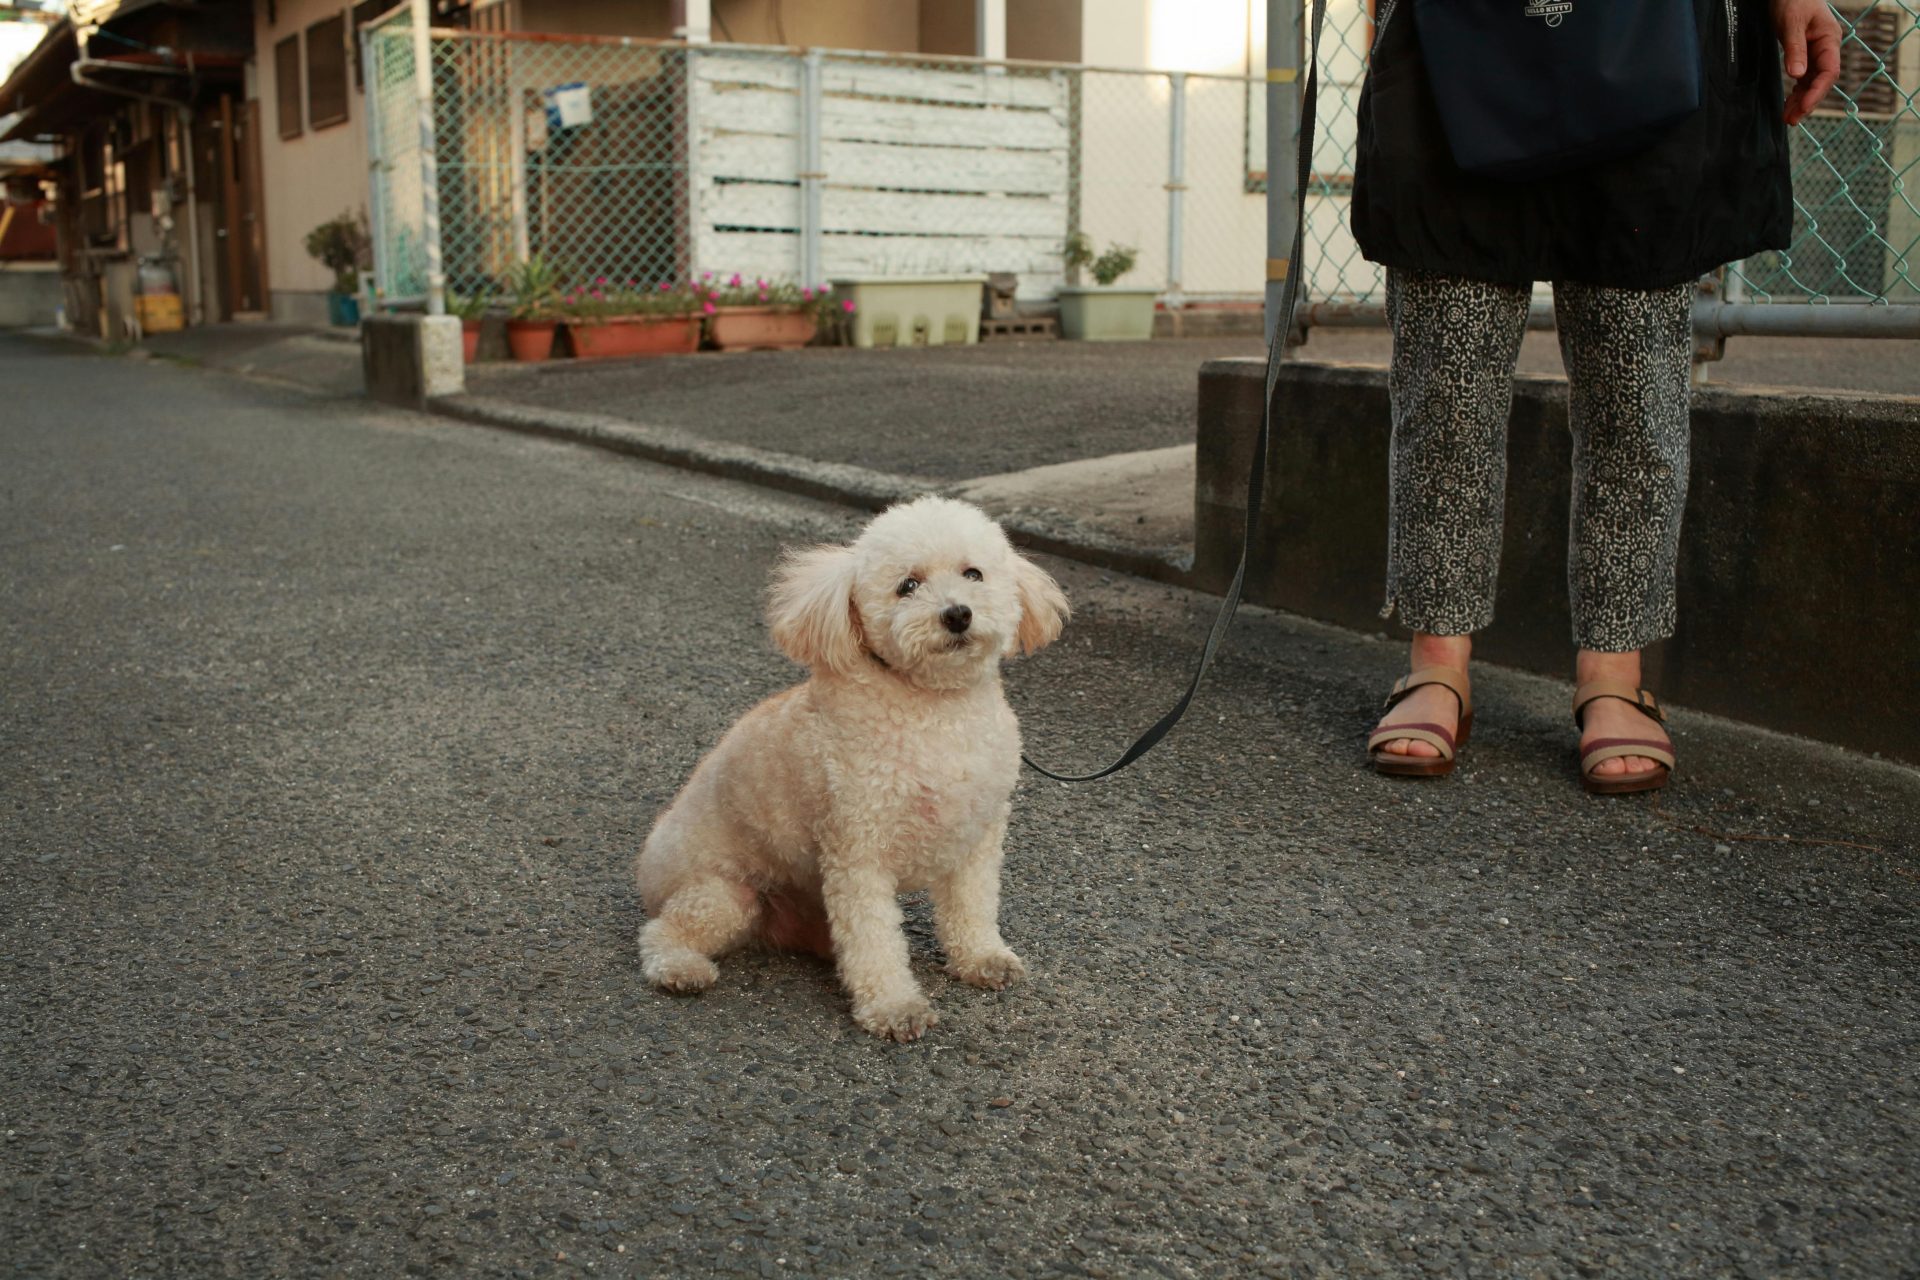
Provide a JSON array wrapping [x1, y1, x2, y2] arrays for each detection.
[[1382, 268, 1694, 653]]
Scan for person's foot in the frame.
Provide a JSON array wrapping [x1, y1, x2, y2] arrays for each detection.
[[1373, 633, 1470, 759], [1575, 650, 1671, 779]]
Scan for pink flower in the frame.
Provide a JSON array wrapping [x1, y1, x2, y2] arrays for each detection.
[[758, 291, 769, 302], [841, 299, 856, 313], [700, 271, 712, 281], [709, 290, 721, 302], [594, 275, 608, 286], [801, 287, 813, 300], [702, 301, 716, 314], [755, 277, 766, 289], [728, 273, 742, 287], [658, 281, 670, 291], [591, 288, 604, 300]]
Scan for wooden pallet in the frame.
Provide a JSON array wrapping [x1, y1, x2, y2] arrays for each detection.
[[979, 315, 1058, 341]]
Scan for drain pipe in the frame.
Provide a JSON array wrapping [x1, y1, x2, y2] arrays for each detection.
[[69, 46, 206, 325]]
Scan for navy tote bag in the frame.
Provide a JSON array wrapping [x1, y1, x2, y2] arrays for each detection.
[[1411, 0, 1703, 180]]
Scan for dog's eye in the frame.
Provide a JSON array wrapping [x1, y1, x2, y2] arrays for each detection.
[[897, 577, 920, 597], [962, 568, 983, 582]]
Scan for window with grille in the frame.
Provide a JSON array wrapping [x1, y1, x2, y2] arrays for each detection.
[[307, 13, 350, 129], [275, 34, 302, 139], [1836, 6, 1900, 116]]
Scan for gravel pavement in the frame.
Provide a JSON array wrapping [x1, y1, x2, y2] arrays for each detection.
[[4, 333, 1918, 1278]]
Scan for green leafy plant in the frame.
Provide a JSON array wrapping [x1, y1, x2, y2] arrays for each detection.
[[305, 210, 371, 295], [503, 255, 566, 320], [1064, 232, 1139, 287], [446, 289, 489, 323]]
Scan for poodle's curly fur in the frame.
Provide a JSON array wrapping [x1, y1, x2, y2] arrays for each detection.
[[635, 497, 1069, 1041]]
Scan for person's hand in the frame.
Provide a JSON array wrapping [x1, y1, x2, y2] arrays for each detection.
[[1774, 0, 1842, 125]]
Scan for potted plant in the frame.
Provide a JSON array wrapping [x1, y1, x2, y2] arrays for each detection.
[[447, 289, 489, 363], [700, 273, 840, 352], [504, 255, 565, 361], [1057, 233, 1155, 341], [560, 277, 701, 360], [304, 211, 371, 327]]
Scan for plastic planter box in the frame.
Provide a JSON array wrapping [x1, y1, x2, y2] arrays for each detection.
[[1057, 286, 1158, 341], [831, 275, 985, 348]]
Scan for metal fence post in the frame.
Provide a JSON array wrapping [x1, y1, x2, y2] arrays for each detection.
[[801, 49, 824, 286], [1166, 71, 1187, 309], [507, 61, 530, 265], [360, 22, 387, 305], [1265, 0, 1302, 348], [409, 0, 445, 316]]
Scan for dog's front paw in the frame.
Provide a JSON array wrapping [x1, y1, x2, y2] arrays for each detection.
[[946, 948, 1027, 991], [853, 993, 938, 1043], [643, 949, 719, 994]]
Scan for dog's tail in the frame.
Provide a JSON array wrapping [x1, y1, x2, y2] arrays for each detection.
[[760, 890, 835, 959]]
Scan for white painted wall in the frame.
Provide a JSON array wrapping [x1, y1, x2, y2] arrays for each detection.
[[688, 49, 1070, 296], [256, 0, 375, 323]]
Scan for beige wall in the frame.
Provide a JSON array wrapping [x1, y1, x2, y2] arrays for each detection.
[[917, 0, 971, 56], [1009, 0, 1081, 62], [713, 0, 918, 52], [256, 0, 373, 321], [916, 1, 1084, 62]]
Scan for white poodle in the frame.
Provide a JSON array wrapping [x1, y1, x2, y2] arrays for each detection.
[[635, 496, 1069, 1041]]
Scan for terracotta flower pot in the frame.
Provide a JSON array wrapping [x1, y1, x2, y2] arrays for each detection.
[[707, 306, 818, 352], [461, 320, 481, 363], [568, 314, 701, 360], [506, 319, 558, 362]]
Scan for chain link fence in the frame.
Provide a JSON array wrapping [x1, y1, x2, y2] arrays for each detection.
[[1294, 0, 1920, 312], [363, 16, 1273, 310], [366, 4, 1920, 325]]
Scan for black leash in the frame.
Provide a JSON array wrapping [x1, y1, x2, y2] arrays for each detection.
[[1022, 0, 1325, 783]]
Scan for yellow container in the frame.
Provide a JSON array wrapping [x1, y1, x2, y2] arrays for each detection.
[[135, 293, 184, 334]]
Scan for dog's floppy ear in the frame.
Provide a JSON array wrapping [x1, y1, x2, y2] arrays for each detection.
[[768, 544, 863, 674], [1010, 553, 1069, 656]]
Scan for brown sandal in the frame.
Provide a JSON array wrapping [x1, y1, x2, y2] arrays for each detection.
[[1573, 681, 1675, 795], [1368, 665, 1473, 779]]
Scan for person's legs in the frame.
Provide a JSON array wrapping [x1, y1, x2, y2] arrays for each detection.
[[1374, 268, 1531, 758], [1552, 278, 1694, 779]]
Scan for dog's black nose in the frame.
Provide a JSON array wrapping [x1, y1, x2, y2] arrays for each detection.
[[941, 604, 972, 634]]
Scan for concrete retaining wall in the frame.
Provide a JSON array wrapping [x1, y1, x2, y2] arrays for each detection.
[[362, 313, 464, 409], [0, 266, 64, 328], [1195, 359, 1920, 762]]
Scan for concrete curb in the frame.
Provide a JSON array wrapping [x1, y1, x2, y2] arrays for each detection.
[[428, 393, 1198, 586], [431, 394, 932, 511]]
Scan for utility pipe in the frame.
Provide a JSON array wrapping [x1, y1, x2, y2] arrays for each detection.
[[67, 48, 206, 326]]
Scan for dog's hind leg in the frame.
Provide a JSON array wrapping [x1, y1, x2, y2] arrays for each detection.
[[639, 876, 760, 993]]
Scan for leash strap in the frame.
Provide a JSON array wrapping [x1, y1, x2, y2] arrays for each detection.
[[1022, 0, 1324, 783]]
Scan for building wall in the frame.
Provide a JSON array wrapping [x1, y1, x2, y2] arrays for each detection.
[[1009, 0, 1081, 63], [915, 1, 1083, 61], [0, 261, 63, 327], [512, 0, 673, 38], [256, 0, 374, 324], [712, 0, 918, 52]]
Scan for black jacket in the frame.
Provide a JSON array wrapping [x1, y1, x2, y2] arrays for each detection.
[[1350, 0, 1792, 290]]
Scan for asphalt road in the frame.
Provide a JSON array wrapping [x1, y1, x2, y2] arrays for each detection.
[[3, 334, 1917, 1278]]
